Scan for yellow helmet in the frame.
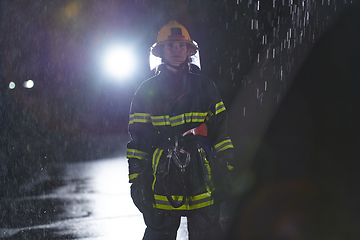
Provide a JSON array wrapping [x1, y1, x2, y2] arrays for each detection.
[[151, 20, 198, 58]]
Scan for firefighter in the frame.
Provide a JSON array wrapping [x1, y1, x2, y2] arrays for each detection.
[[127, 20, 235, 240]]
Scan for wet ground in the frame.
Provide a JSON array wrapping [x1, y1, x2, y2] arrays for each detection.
[[0, 158, 188, 239]]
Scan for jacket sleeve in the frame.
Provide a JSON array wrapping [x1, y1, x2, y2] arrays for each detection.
[[127, 84, 155, 183], [206, 81, 235, 170]]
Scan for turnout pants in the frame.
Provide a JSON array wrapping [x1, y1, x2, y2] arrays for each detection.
[[142, 207, 224, 240]]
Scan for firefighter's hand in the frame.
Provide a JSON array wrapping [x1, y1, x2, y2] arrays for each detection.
[[130, 182, 154, 215], [181, 134, 212, 152], [212, 153, 234, 203]]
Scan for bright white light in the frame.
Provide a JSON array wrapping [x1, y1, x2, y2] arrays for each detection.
[[23, 80, 34, 89], [9, 82, 16, 89], [103, 46, 136, 80]]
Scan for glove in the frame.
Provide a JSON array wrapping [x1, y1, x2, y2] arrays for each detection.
[[181, 134, 213, 152], [212, 152, 234, 203], [131, 181, 154, 215]]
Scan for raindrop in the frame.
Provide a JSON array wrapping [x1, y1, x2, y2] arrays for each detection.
[[9, 82, 16, 89], [23, 80, 34, 89], [262, 35, 267, 44], [273, 27, 276, 40]]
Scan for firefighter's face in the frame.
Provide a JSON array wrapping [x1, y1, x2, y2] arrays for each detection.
[[163, 42, 190, 66]]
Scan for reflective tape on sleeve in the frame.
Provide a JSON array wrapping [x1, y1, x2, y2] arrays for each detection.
[[214, 139, 234, 152], [126, 149, 148, 160], [129, 113, 151, 124], [205, 111, 213, 121], [129, 173, 139, 181], [215, 101, 226, 115]]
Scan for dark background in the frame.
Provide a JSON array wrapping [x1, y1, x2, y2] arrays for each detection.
[[227, 4, 360, 239], [1, 0, 360, 238]]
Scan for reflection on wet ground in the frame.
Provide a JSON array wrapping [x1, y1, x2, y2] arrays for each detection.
[[0, 158, 188, 239]]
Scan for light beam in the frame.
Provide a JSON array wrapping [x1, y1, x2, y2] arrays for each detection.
[[102, 46, 136, 81]]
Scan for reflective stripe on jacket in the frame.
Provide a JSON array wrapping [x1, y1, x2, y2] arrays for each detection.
[[127, 66, 234, 211]]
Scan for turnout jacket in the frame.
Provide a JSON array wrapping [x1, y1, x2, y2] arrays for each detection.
[[127, 65, 234, 212]]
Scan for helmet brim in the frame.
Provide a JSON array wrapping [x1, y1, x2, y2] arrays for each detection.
[[149, 46, 201, 71], [151, 39, 198, 58]]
